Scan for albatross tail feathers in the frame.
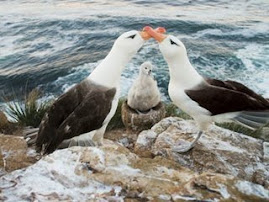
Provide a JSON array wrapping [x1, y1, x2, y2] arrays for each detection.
[[233, 111, 269, 130]]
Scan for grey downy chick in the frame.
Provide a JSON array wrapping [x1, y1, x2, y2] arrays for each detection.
[[127, 61, 161, 113]]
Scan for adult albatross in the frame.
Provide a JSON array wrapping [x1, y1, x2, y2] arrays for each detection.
[[36, 29, 151, 154], [144, 26, 269, 152]]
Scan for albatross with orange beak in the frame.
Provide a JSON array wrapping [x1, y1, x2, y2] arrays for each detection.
[[35, 28, 165, 154], [144, 26, 269, 153]]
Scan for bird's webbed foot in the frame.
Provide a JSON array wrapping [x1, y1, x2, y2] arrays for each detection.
[[172, 131, 203, 153]]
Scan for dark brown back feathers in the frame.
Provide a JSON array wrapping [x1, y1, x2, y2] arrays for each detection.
[[36, 79, 116, 154], [185, 78, 269, 116]]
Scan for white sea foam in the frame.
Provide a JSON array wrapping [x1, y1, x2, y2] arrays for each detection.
[[235, 44, 269, 97], [49, 62, 98, 93], [189, 41, 269, 98], [0, 35, 25, 57]]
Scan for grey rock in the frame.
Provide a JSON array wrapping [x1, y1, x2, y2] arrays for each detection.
[[135, 117, 269, 188]]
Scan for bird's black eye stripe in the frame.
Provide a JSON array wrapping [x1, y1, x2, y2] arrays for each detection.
[[127, 34, 136, 39], [170, 39, 179, 46]]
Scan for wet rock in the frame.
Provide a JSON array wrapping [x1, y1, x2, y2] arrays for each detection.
[[0, 134, 39, 176], [1, 141, 268, 201], [135, 117, 269, 188], [121, 101, 166, 131]]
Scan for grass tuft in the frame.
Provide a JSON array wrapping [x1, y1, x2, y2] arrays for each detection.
[[4, 89, 52, 127]]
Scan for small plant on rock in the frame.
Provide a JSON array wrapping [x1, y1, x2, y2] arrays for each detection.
[[5, 89, 52, 128]]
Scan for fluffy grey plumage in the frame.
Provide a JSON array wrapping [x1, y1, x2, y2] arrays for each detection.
[[127, 61, 161, 112]]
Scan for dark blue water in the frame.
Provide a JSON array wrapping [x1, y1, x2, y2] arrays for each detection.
[[0, 0, 268, 103]]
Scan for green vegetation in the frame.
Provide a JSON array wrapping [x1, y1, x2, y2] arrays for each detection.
[[4, 89, 52, 128], [107, 97, 125, 131], [165, 103, 192, 119]]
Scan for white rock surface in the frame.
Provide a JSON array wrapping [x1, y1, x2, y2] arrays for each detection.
[[264, 142, 269, 162], [1, 140, 269, 201]]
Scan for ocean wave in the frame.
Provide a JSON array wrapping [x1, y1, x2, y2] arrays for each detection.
[[0, 0, 268, 103], [1, 0, 267, 23], [42, 62, 99, 95], [0, 35, 25, 58], [235, 44, 269, 97], [194, 22, 269, 41]]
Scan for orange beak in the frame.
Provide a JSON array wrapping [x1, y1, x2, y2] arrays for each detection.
[[139, 26, 166, 40], [143, 26, 167, 42]]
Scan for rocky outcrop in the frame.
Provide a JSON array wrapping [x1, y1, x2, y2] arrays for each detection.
[[0, 134, 39, 176], [135, 117, 269, 188], [1, 142, 268, 201], [1, 117, 268, 201]]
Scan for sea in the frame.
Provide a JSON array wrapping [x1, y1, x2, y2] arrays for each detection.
[[0, 0, 269, 105]]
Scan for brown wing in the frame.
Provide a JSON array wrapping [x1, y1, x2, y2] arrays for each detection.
[[185, 81, 269, 116], [206, 78, 269, 106], [36, 80, 116, 154]]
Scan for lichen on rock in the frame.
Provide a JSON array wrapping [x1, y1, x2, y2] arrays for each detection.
[[1, 141, 269, 201]]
